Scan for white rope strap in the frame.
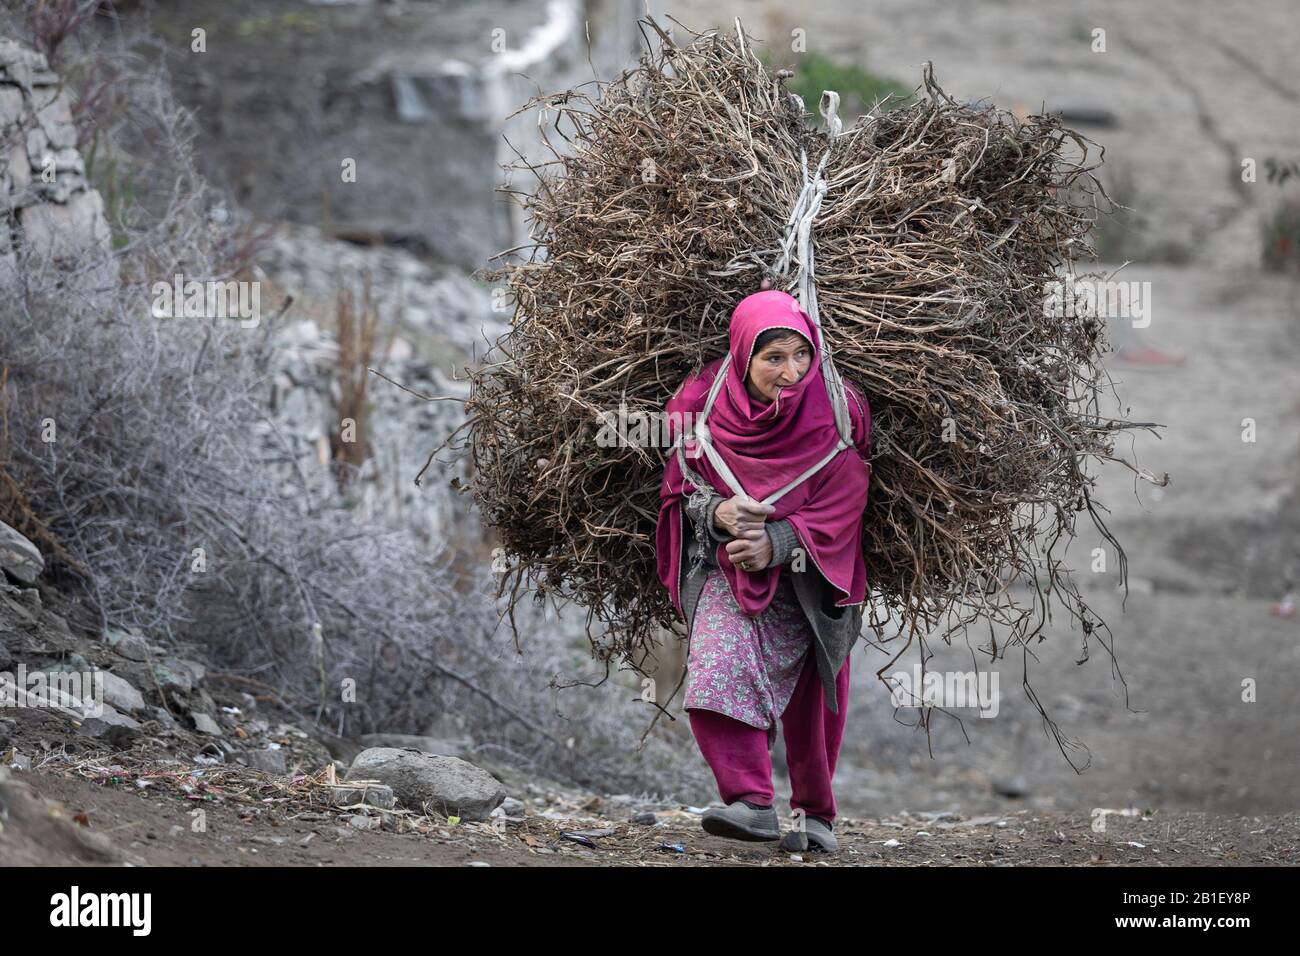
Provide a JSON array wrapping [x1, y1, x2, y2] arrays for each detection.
[[675, 89, 854, 508]]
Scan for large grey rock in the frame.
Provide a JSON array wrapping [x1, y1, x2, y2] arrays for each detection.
[[33, 86, 78, 150], [0, 86, 23, 129], [40, 663, 144, 716], [0, 520, 44, 584], [187, 687, 218, 717], [345, 747, 505, 821], [357, 733, 470, 757]]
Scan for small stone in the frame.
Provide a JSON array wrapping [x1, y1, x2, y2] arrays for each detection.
[[243, 749, 287, 775], [57, 653, 92, 672], [0, 520, 44, 584], [327, 784, 396, 810], [77, 707, 142, 747], [153, 659, 205, 693], [191, 713, 222, 735], [103, 628, 151, 662], [992, 776, 1028, 798]]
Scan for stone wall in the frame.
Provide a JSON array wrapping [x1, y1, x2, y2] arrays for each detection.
[[0, 38, 112, 284], [0, 31, 480, 558]]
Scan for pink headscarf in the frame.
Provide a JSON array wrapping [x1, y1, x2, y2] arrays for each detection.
[[655, 290, 873, 619]]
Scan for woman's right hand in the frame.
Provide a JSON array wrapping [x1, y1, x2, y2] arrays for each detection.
[[713, 495, 774, 537]]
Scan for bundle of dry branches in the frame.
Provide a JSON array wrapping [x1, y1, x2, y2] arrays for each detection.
[[437, 16, 1159, 748]]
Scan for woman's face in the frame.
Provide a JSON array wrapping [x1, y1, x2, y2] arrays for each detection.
[[745, 332, 812, 404]]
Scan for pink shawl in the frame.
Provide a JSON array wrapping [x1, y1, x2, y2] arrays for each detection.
[[655, 290, 873, 619]]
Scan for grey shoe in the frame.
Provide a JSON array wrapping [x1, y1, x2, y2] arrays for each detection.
[[779, 815, 837, 854], [701, 800, 780, 841]]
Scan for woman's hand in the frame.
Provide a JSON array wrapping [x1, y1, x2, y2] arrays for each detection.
[[713, 495, 774, 537], [725, 529, 774, 572]]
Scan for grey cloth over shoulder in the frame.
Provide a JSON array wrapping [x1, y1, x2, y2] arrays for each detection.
[[678, 492, 863, 714]]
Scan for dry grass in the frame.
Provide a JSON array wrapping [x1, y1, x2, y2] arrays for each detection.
[[332, 271, 396, 485]]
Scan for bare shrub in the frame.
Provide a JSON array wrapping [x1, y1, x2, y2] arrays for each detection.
[[0, 10, 709, 800]]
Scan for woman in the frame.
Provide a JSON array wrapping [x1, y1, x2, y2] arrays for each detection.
[[656, 289, 873, 854]]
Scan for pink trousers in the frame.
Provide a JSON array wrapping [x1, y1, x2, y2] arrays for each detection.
[[688, 647, 850, 821]]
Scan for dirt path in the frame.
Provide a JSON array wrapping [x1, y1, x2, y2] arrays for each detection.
[[4, 761, 1294, 867]]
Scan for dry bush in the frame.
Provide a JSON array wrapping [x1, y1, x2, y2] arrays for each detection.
[[0, 8, 710, 799]]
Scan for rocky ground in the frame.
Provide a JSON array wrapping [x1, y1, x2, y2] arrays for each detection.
[[4, 762, 1294, 866], [1, 546, 1296, 867], [5, 259, 1299, 866]]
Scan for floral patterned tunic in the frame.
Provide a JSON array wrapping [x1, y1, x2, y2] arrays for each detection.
[[684, 565, 815, 744]]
